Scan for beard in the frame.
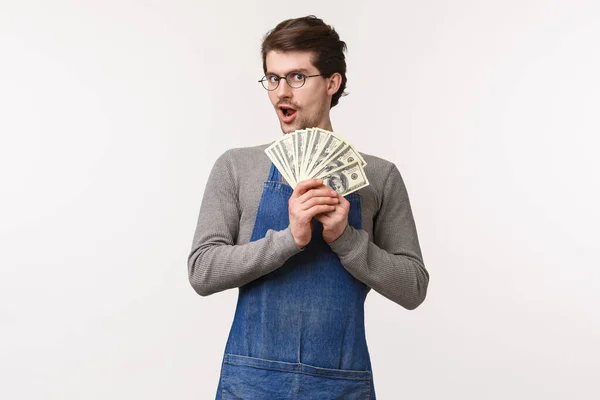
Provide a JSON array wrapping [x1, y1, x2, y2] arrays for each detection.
[[280, 104, 328, 134]]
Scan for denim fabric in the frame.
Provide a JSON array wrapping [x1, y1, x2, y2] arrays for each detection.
[[216, 163, 376, 399]]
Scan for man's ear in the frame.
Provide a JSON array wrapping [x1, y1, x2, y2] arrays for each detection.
[[326, 72, 342, 96]]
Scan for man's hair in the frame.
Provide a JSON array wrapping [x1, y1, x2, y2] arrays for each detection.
[[261, 15, 348, 108]]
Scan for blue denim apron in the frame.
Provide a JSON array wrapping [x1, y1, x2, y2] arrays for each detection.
[[215, 163, 376, 399]]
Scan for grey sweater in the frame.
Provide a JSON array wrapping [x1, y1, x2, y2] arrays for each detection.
[[187, 143, 429, 310]]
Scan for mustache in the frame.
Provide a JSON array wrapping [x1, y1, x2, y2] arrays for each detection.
[[276, 102, 300, 109]]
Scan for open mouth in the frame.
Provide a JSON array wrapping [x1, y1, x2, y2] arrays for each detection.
[[279, 106, 297, 121]]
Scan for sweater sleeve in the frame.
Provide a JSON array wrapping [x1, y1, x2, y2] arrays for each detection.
[[187, 150, 303, 297], [328, 163, 429, 310]]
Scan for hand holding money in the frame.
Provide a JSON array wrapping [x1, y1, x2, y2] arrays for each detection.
[[314, 191, 351, 244], [288, 179, 339, 248], [265, 128, 369, 196]]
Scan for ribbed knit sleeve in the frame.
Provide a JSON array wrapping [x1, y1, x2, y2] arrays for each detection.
[[187, 150, 303, 296], [328, 163, 429, 309]]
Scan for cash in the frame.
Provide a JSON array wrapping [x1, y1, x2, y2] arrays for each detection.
[[265, 128, 369, 196]]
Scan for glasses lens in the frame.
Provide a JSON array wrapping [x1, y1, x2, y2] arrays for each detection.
[[260, 76, 278, 90], [286, 73, 305, 88]]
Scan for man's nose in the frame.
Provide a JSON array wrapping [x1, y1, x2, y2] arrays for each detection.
[[276, 78, 293, 99]]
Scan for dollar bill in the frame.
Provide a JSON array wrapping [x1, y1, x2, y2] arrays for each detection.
[[277, 135, 297, 185], [265, 145, 293, 185], [264, 128, 370, 194], [300, 128, 313, 180], [294, 129, 307, 181], [301, 128, 326, 180], [312, 143, 367, 178], [319, 160, 369, 196], [305, 130, 345, 178]]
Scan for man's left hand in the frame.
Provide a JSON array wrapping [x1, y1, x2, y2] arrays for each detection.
[[314, 191, 350, 244]]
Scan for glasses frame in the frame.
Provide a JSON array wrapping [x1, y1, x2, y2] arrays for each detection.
[[258, 72, 323, 91]]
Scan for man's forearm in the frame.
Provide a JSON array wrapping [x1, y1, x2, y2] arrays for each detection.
[[187, 226, 302, 296], [329, 225, 429, 310]]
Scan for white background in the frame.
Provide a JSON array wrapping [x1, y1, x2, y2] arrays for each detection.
[[1, 1, 599, 399]]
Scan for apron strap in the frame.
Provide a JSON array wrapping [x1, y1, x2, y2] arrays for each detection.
[[268, 162, 280, 182]]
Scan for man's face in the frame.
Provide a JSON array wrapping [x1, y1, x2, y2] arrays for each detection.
[[265, 50, 335, 134], [330, 175, 344, 192]]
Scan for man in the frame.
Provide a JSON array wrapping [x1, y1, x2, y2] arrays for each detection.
[[188, 15, 429, 399]]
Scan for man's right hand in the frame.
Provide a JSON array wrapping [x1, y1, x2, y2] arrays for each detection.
[[288, 179, 339, 248]]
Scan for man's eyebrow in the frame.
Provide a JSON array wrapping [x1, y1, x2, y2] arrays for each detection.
[[265, 68, 311, 76]]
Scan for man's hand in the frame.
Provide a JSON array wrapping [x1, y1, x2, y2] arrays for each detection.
[[314, 192, 350, 244], [289, 179, 339, 248]]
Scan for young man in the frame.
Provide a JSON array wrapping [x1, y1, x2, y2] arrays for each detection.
[[188, 15, 429, 399]]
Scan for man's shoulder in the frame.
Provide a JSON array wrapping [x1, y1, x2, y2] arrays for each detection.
[[212, 143, 272, 177], [358, 151, 397, 178], [222, 142, 270, 156], [215, 143, 271, 163], [359, 151, 394, 166], [344, 150, 397, 209]]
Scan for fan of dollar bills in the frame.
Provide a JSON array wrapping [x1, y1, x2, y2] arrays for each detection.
[[265, 128, 369, 196]]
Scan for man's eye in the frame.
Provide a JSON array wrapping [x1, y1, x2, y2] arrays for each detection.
[[266, 75, 278, 83], [292, 73, 304, 81]]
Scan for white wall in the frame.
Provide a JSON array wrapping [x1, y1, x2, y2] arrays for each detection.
[[1, 1, 598, 398]]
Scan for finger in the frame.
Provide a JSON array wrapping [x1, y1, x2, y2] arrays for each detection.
[[300, 196, 339, 211], [298, 186, 338, 203], [315, 211, 333, 222], [292, 179, 326, 198], [304, 204, 336, 219], [338, 194, 351, 211]]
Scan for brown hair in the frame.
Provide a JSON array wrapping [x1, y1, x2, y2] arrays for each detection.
[[261, 15, 348, 108]]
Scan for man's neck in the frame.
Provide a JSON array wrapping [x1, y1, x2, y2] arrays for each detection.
[[316, 118, 333, 132]]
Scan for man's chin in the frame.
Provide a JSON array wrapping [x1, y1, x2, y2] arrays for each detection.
[[280, 120, 309, 134], [280, 122, 297, 134]]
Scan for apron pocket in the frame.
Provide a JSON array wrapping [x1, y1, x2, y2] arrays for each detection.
[[221, 353, 371, 399]]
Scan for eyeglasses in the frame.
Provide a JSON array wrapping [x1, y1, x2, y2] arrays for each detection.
[[258, 72, 323, 91]]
